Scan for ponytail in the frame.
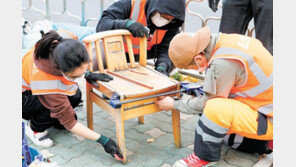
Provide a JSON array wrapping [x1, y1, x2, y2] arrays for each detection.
[[34, 30, 90, 73], [34, 30, 62, 59]]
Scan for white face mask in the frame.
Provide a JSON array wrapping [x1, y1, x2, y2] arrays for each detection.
[[62, 73, 84, 84], [151, 12, 171, 27]]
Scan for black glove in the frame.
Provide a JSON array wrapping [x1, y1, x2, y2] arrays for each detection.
[[156, 65, 169, 77], [96, 135, 123, 159], [208, 0, 220, 12], [126, 20, 149, 37], [84, 71, 113, 84]]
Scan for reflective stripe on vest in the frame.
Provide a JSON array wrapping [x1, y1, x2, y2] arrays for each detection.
[[130, 0, 142, 21], [22, 78, 30, 91], [257, 103, 273, 116], [213, 47, 273, 98], [126, 0, 167, 54], [230, 91, 273, 118], [212, 47, 273, 116], [22, 46, 78, 96], [30, 80, 78, 93]]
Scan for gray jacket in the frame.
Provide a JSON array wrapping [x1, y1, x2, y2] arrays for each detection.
[[173, 58, 246, 115]]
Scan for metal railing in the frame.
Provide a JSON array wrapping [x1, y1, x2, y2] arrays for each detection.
[[22, 0, 113, 26], [184, 0, 255, 37], [23, 0, 254, 35]]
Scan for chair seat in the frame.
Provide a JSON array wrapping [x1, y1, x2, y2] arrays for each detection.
[[95, 65, 179, 98]]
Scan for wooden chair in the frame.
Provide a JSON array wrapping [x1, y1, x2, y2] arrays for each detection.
[[83, 30, 181, 163]]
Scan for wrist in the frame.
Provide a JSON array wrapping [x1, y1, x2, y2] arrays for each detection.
[[156, 62, 168, 71], [126, 19, 136, 28], [156, 65, 166, 71], [95, 134, 109, 145]]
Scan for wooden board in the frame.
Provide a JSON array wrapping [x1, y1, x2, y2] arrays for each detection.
[[98, 66, 178, 96], [103, 36, 128, 71]]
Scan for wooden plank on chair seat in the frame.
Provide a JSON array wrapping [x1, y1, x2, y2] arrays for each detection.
[[107, 70, 153, 90], [102, 66, 177, 96], [123, 85, 177, 99]]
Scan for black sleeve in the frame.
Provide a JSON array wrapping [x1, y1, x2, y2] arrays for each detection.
[[96, 0, 132, 32], [155, 27, 180, 72]]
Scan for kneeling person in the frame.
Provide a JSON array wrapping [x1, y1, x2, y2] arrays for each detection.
[[155, 26, 273, 167], [22, 30, 123, 161]]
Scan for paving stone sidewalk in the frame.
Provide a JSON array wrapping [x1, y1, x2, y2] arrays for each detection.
[[27, 80, 262, 167]]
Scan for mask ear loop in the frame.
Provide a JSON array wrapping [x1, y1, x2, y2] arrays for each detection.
[[194, 54, 208, 72]]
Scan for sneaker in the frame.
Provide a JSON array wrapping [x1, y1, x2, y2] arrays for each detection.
[[173, 153, 217, 167], [25, 122, 53, 148]]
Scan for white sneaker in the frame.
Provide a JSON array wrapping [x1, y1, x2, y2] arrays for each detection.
[[25, 122, 54, 148]]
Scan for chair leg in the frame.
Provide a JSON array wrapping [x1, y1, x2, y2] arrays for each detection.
[[86, 82, 93, 130], [172, 109, 182, 148], [138, 116, 144, 124], [115, 108, 127, 163]]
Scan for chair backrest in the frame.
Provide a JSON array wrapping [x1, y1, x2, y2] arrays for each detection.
[[83, 29, 147, 72]]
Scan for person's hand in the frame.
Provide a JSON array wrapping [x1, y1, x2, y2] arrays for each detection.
[[156, 65, 169, 76], [155, 96, 175, 111], [208, 0, 220, 12], [126, 20, 149, 37], [85, 71, 113, 84], [96, 135, 123, 161]]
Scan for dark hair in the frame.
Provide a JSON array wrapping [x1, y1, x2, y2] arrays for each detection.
[[34, 30, 90, 72]]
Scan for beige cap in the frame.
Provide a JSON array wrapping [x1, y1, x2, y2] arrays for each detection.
[[169, 26, 211, 68]]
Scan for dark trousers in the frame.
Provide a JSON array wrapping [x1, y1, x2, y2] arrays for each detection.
[[22, 88, 81, 132], [219, 0, 273, 55]]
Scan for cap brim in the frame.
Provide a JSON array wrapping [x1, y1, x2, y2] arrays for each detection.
[[194, 26, 211, 54]]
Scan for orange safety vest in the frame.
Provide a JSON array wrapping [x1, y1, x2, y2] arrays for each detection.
[[22, 47, 78, 96], [124, 0, 167, 54], [209, 33, 273, 118]]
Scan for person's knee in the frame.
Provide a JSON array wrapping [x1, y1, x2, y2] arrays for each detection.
[[204, 98, 232, 116], [203, 98, 234, 128]]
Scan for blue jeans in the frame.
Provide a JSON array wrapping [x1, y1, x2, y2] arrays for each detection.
[[219, 0, 273, 55]]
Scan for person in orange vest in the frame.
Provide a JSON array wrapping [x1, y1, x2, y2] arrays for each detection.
[[96, 0, 186, 76], [155, 26, 273, 167], [22, 30, 124, 161]]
